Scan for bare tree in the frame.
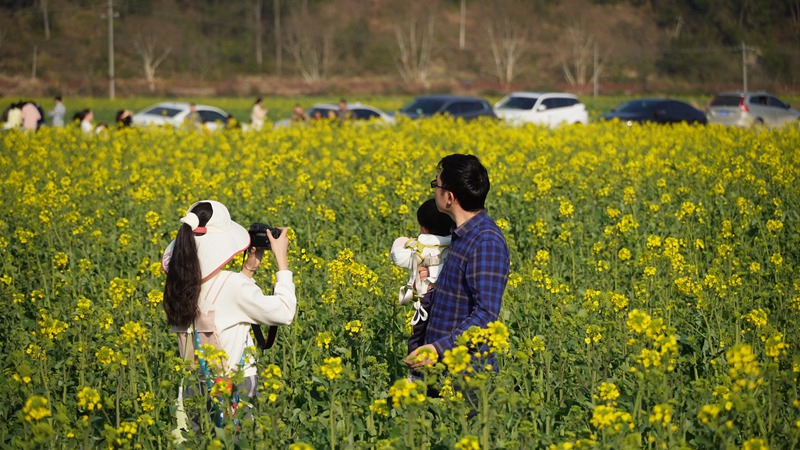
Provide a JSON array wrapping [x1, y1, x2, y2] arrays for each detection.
[[459, 0, 466, 49], [133, 33, 172, 92], [394, 12, 436, 87], [39, 0, 50, 40], [792, 0, 800, 34], [486, 9, 529, 89], [254, 0, 263, 66], [274, 0, 282, 75], [283, 6, 334, 84], [560, 23, 605, 91]]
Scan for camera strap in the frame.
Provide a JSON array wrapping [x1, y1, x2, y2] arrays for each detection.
[[252, 324, 278, 350]]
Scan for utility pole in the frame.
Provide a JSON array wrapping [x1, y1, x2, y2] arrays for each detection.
[[106, 0, 116, 99], [741, 41, 747, 92]]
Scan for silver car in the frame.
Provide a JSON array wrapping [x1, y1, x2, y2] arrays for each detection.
[[706, 91, 800, 128]]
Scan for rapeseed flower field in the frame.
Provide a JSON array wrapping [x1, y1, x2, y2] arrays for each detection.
[[1, 117, 799, 449]]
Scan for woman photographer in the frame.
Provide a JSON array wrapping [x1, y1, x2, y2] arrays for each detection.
[[161, 200, 296, 420]]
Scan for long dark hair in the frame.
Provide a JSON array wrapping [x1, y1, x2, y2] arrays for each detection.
[[163, 202, 213, 327]]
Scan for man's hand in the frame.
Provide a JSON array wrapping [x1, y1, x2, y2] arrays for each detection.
[[418, 265, 430, 280], [405, 344, 438, 370]]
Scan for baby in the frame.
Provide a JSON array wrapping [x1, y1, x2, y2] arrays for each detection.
[[390, 198, 454, 375]]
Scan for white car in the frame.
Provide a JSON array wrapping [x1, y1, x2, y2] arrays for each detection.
[[494, 92, 588, 128], [132, 102, 230, 131]]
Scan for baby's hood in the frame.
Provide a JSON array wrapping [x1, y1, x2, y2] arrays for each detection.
[[417, 233, 451, 247]]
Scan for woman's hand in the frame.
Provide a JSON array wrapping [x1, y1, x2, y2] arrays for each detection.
[[242, 247, 265, 278], [268, 227, 290, 271]]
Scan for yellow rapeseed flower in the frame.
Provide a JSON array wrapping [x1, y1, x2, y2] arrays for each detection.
[[388, 378, 426, 408], [320, 356, 343, 380], [531, 336, 546, 353], [648, 403, 673, 428], [595, 382, 620, 404], [698, 403, 721, 425], [315, 331, 333, 349], [455, 435, 480, 450], [23, 395, 51, 422], [344, 320, 362, 336], [771, 253, 783, 266], [369, 398, 389, 417], [741, 438, 768, 450], [443, 346, 473, 375], [627, 309, 651, 334], [137, 391, 155, 412], [77, 387, 102, 412]]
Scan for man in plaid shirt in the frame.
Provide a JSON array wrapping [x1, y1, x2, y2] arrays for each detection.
[[406, 154, 510, 372]]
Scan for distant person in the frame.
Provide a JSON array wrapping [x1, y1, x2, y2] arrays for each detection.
[[115, 109, 133, 128], [48, 96, 66, 128], [291, 104, 308, 122], [2, 102, 23, 130], [312, 110, 324, 120], [184, 103, 202, 129], [250, 98, 268, 131], [225, 114, 240, 129], [78, 109, 94, 134], [21, 102, 42, 131], [337, 98, 351, 123]]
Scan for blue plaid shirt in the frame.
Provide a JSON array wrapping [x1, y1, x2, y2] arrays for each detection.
[[424, 210, 510, 359]]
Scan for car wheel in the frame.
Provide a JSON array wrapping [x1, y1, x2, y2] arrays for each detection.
[[752, 118, 765, 129]]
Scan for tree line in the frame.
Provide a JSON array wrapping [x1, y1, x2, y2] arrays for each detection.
[[1, 0, 798, 95]]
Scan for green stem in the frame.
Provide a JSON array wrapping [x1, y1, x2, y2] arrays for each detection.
[[481, 384, 490, 449], [330, 392, 335, 450], [116, 365, 123, 428]]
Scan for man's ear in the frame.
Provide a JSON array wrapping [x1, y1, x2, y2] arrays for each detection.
[[445, 190, 456, 208]]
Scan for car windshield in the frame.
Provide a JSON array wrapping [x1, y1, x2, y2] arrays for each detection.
[[400, 99, 447, 115], [615, 101, 657, 113], [496, 96, 538, 110], [710, 95, 743, 107], [141, 106, 182, 117]]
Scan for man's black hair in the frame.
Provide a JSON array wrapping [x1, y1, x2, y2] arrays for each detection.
[[437, 154, 490, 212]]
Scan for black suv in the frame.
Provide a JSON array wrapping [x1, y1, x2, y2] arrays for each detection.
[[398, 95, 496, 121]]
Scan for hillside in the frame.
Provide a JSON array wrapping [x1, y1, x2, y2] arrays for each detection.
[[1, 0, 798, 97]]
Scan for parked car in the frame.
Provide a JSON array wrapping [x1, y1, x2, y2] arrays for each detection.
[[494, 92, 588, 127], [310, 103, 396, 123], [397, 95, 496, 121], [273, 102, 395, 128], [599, 98, 707, 125], [706, 91, 800, 128], [132, 102, 230, 130]]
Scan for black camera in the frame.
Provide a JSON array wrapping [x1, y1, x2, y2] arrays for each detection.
[[248, 223, 282, 250]]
